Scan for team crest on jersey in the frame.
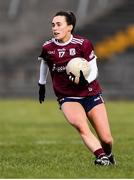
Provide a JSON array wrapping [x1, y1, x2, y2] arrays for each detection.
[[69, 48, 76, 56], [88, 87, 93, 92]]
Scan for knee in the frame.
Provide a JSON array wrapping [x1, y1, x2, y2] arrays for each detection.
[[71, 122, 88, 135], [66, 116, 88, 135]]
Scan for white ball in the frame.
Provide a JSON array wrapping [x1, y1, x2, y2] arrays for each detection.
[[66, 57, 90, 78]]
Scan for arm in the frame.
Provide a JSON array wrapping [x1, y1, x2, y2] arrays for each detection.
[[39, 59, 49, 85], [38, 59, 49, 103], [86, 56, 98, 84]]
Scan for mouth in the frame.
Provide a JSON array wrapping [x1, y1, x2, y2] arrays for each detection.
[[53, 32, 60, 36]]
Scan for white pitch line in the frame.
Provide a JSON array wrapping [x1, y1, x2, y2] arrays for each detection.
[[0, 140, 83, 146], [35, 140, 83, 145]]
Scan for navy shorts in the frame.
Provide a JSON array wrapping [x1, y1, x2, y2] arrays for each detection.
[[58, 94, 104, 113]]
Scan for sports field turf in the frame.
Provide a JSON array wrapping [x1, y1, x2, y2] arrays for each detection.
[[0, 99, 134, 178]]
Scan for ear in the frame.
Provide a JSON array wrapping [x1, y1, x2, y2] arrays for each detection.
[[68, 24, 73, 32]]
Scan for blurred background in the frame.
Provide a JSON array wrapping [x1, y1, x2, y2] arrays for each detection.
[[0, 0, 134, 100]]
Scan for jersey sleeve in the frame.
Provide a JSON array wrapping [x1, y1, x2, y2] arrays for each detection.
[[38, 45, 47, 62], [82, 39, 97, 62]]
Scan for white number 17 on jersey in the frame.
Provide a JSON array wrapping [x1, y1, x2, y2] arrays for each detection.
[[58, 51, 65, 57]]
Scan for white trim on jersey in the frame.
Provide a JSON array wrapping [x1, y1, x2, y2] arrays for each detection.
[[71, 40, 83, 45], [39, 60, 49, 85], [73, 37, 84, 42], [65, 97, 84, 99], [43, 40, 53, 46], [43, 35, 85, 47], [71, 37, 84, 45]]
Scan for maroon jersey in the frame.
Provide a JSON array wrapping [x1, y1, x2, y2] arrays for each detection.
[[39, 35, 102, 99]]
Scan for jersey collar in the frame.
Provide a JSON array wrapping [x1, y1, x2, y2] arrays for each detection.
[[52, 35, 73, 46]]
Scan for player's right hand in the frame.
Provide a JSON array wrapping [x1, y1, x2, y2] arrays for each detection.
[[38, 83, 45, 104], [69, 72, 79, 84], [68, 71, 88, 86]]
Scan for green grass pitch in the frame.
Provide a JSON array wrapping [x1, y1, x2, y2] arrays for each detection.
[[0, 99, 134, 178]]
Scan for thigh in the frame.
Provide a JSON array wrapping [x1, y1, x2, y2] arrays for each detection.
[[87, 103, 112, 139], [61, 102, 88, 129]]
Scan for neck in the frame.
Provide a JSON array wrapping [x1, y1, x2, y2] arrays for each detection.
[[59, 33, 72, 43]]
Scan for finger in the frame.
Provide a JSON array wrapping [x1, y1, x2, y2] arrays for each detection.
[[69, 75, 75, 82], [80, 70, 84, 77], [74, 76, 79, 84], [69, 72, 75, 77]]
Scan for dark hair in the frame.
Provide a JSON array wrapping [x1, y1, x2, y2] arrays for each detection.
[[54, 11, 76, 33]]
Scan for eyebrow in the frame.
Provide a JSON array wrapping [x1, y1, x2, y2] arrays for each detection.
[[52, 21, 61, 24], [51, 21, 62, 26]]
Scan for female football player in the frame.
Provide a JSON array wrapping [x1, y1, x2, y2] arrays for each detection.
[[38, 11, 116, 166]]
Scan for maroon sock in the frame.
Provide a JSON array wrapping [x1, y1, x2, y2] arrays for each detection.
[[94, 148, 106, 158]]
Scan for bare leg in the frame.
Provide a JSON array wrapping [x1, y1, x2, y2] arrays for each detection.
[[87, 103, 113, 155], [61, 102, 104, 153]]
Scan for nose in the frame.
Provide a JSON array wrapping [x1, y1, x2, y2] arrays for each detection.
[[52, 24, 57, 31]]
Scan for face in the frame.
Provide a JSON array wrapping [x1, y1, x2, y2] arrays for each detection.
[[52, 16, 73, 42]]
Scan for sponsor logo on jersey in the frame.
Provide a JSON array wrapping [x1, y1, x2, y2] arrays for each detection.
[[52, 63, 66, 72], [48, 50, 55, 54], [57, 48, 66, 52]]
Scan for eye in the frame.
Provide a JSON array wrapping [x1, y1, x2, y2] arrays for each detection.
[[52, 23, 55, 28], [57, 22, 62, 27]]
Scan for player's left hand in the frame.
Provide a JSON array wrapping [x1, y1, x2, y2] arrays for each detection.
[[69, 70, 88, 86]]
